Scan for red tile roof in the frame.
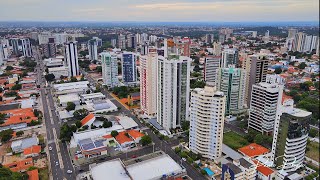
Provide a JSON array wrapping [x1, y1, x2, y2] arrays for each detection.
[[238, 143, 269, 157], [4, 158, 34, 172], [27, 169, 39, 180], [102, 134, 113, 139], [81, 113, 95, 126], [0, 108, 38, 126], [127, 130, 144, 139], [282, 93, 293, 104], [23, 145, 41, 156], [253, 160, 274, 176], [115, 131, 133, 144]]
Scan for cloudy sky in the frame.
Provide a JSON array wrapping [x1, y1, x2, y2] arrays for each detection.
[[0, 0, 319, 22]]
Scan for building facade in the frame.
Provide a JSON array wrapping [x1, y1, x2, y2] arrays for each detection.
[[248, 82, 283, 135], [157, 55, 191, 132], [122, 52, 137, 85], [65, 41, 80, 77], [204, 56, 221, 86], [21, 38, 32, 57], [189, 86, 225, 160], [221, 49, 239, 68], [88, 39, 98, 61], [216, 66, 246, 115], [101, 52, 118, 88], [140, 48, 158, 117]]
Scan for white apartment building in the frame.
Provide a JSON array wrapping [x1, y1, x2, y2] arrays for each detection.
[[101, 52, 118, 88], [213, 42, 222, 56], [21, 38, 32, 57], [248, 82, 283, 135], [157, 55, 191, 132], [88, 39, 98, 60], [221, 48, 239, 68], [216, 66, 246, 115], [204, 56, 221, 86], [118, 34, 126, 49], [48, 66, 69, 79], [189, 86, 225, 160], [65, 41, 79, 77], [140, 48, 158, 117]]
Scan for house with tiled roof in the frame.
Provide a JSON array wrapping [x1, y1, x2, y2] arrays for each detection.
[[23, 145, 41, 157], [115, 131, 135, 149], [4, 158, 34, 172], [81, 113, 95, 126], [127, 129, 145, 143], [27, 169, 39, 180], [238, 143, 269, 158], [0, 108, 38, 131], [253, 160, 275, 180]]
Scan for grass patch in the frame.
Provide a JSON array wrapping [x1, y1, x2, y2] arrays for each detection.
[[306, 141, 320, 162], [39, 167, 49, 180], [223, 131, 249, 150]]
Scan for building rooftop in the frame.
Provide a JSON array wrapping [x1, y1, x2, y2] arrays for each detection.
[[239, 158, 255, 169], [238, 143, 269, 158], [0, 108, 37, 126], [252, 160, 274, 177], [90, 159, 130, 180], [225, 163, 242, 175], [53, 81, 89, 91], [4, 158, 33, 172], [81, 113, 95, 126], [127, 130, 144, 139], [23, 145, 41, 156], [27, 169, 39, 180], [285, 107, 312, 118], [80, 93, 105, 99], [115, 131, 133, 144], [58, 93, 80, 104], [118, 116, 138, 130]]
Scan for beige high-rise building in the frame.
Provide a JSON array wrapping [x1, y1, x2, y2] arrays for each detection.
[[242, 54, 269, 106], [140, 47, 158, 117], [189, 86, 225, 160]]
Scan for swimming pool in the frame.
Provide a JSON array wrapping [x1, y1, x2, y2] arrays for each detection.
[[203, 167, 215, 176]]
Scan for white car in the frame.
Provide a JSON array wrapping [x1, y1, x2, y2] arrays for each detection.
[[182, 158, 186, 162], [49, 146, 52, 151], [67, 170, 73, 174], [55, 162, 59, 166]]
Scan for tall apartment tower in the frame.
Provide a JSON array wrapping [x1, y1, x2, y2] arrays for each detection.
[[205, 34, 214, 44], [122, 52, 137, 85], [213, 42, 222, 56], [42, 37, 56, 58], [65, 41, 79, 77], [248, 82, 283, 135], [111, 39, 117, 48], [92, 37, 102, 47], [287, 29, 298, 39], [157, 55, 191, 132], [242, 54, 270, 106], [293, 32, 306, 52], [140, 47, 158, 117], [10, 38, 20, 55], [126, 34, 137, 49], [221, 49, 239, 68], [189, 86, 225, 160], [204, 56, 221, 85], [271, 104, 311, 173], [101, 52, 118, 88], [118, 34, 126, 49], [88, 39, 98, 61], [216, 66, 246, 115], [0, 44, 4, 65], [21, 38, 32, 57]]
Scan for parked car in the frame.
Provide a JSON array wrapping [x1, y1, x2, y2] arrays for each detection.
[[67, 170, 73, 174], [49, 146, 52, 151]]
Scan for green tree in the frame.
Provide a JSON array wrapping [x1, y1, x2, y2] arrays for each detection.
[[274, 68, 282, 74], [309, 129, 318, 138], [73, 109, 89, 120], [102, 121, 112, 128], [254, 134, 264, 145], [181, 121, 190, 131], [75, 121, 82, 128], [66, 102, 76, 111], [16, 131, 24, 137], [298, 62, 307, 69], [11, 84, 22, 90], [70, 76, 78, 82], [0, 129, 13, 143], [111, 130, 119, 137], [45, 74, 55, 82], [141, 135, 152, 146], [96, 66, 102, 73], [5, 66, 13, 71]]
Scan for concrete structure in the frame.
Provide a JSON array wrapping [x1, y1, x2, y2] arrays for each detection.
[[122, 52, 137, 85], [213, 42, 222, 56], [221, 48, 239, 68], [42, 37, 56, 58], [242, 54, 270, 106], [21, 38, 32, 57], [58, 93, 80, 107], [157, 55, 191, 132], [80, 93, 105, 102], [65, 41, 79, 77], [53, 81, 89, 95], [10, 38, 20, 55], [248, 82, 283, 134], [101, 52, 118, 88], [204, 56, 221, 85], [11, 137, 39, 153], [48, 66, 69, 79], [271, 104, 311, 173], [216, 66, 246, 115], [140, 48, 158, 117], [118, 34, 126, 49], [44, 57, 64, 67], [189, 86, 225, 160], [287, 29, 298, 39], [88, 38, 98, 61]]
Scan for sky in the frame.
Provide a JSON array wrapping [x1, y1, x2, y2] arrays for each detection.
[[0, 0, 319, 22]]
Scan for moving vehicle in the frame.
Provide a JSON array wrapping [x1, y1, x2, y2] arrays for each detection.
[[49, 146, 52, 151], [67, 170, 73, 174]]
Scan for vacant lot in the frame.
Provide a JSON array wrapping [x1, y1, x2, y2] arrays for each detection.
[[306, 141, 319, 162], [223, 131, 249, 150]]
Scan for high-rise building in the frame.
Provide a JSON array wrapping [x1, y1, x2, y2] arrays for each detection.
[[0, 44, 4, 65], [141, 42, 149, 55], [10, 38, 20, 55], [140, 47, 158, 117], [101, 52, 118, 88], [122, 52, 137, 85], [88, 39, 98, 61], [65, 41, 79, 77], [242, 54, 270, 106], [271, 104, 311, 173], [149, 35, 157, 43], [205, 34, 214, 44], [311, 35, 319, 51], [135, 33, 141, 45], [204, 56, 221, 85], [141, 33, 148, 43], [42, 37, 56, 58], [126, 34, 137, 49], [293, 32, 306, 52], [189, 86, 225, 160], [221, 49, 239, 68], [287, 28, 298, 39], [111, 39, 117, 48], [21, 38, 32, 57], [248, 82, 283, 135], [157, 55, 191, 132], [118, 34, 126, 49], [92, 37, 102, 47], [213, 42, 222, 56], [303, 35, 313, 52], [216, 66, 246, 115]]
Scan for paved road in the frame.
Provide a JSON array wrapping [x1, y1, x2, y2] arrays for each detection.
[[84, 71, 205, 180], [34, 46, 75, 180]]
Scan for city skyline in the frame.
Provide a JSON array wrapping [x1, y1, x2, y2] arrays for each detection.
[[0, 0, 319, 22]]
